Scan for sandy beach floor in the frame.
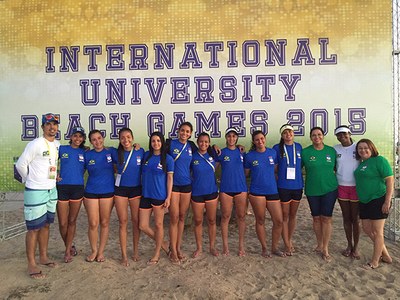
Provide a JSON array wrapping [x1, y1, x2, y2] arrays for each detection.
[[0, 199, 399, 300]]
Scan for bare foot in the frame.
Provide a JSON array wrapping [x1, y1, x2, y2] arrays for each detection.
[[238, 250, 246, 257], [313, 247, 322, 254], [86, 251, 97, 263], [192, 249, 202, 258], [210, 248, 219, 257], [132, 254, 139, 262], [120, 257, 129, 267], [322, 252, 332, 262], [222, 249, 230, 256], [177, 251, 187, 261], [381, 255, 393, 264], [96, 255, 105, 263], [261, 249, 271, 258]]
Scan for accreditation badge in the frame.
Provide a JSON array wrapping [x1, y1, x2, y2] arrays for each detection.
[[49, 165, 57, 179], [286, 167, 296, 180], [115, 174, 122, 187]]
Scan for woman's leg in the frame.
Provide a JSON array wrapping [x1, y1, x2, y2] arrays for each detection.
[[191, 201, 205, 258], [288, 201, 300, 253], [266, 201, 284, 256], [168, 192, 180, 261], [149, 205, 166, 263], [249, 195, 269, 257], [338, 199, 353, 256], [56, 201, 69, 246], [64, 199, 82, 262], [129, 197, 141, 261], [233, 192, 247, 256], [321, 216, 333, 261], [114, 196, 129, 266], [349, 201, 361, 259], [205, 198, 219, 256], [83, 198, 100, 261], [177, 192, 191, 260], [220, 193, 234, 255], [97, 197, 114, 262]]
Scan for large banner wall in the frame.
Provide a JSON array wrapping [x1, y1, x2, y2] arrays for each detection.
[[0, 0, 393, 191]]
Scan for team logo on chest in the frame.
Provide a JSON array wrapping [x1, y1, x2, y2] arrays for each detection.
[[78, 154, 84, 162], [106, 154, 112, 163]]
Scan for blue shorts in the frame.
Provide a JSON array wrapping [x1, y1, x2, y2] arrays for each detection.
[[24, 187, 58, 230], [172, 184, 192, 193], [306, 189, 338, 217], [57, 184, 84, 201], [191, 192, 219, 203], [140, 197, 165, 209], [114, 185, 142, 199], [249, 193, 280, 201], [278, 188, 303, 203], [84, 192, 114, 199]]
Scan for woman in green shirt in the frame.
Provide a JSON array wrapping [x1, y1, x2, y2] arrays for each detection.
[[354, 139, 393, 269], [302, 127, 338, 262]]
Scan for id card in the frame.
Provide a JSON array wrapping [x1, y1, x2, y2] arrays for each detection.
[[286, 167, 296, 180], [49, 165, 57, 179], [115, 174, 121, 187]]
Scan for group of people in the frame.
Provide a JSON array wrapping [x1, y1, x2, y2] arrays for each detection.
[[16, 113, 394, 279]]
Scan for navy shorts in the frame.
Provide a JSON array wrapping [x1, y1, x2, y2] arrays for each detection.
[[359, 195, 389, 220], [278, 188, 303, 203], [191, 192, 219, 203], [172, 184, 192, 193], [84, 192, 114, 199], [220, 192, 243, 197], [114, 185, 142, 199], [57, 184, 84, 201], [140, 197, 165, 209], [249, 193, 280, 201], [306, 189, 338, 217]]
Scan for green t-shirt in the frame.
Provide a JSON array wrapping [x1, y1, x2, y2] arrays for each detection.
[[354, 156, 393, 203], [302, 145, 338, 196]]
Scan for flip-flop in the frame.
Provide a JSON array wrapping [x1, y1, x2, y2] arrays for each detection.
[[272, 251, 286, 258], [380, 256, 393, 264], [147, 258, 159, 265], [362, 262, 377, 270], [341, 249, 351, 257], [322, 254, 332, 262], [70, 244, 78, 256], [85, 256, 96, 263], [29, 271, 45, 279], [96, 256, 106, 263], [64, 255, 73, 263], [42, 262, 57, 268]]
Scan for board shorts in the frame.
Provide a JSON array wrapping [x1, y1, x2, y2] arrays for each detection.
[[24, 187, 58, 230]]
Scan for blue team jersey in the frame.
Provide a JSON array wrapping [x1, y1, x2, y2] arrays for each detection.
[[244, 148, 278, 194], [168, 139, 193, 186], [191, 151, 218, 196], [272, 143, 303, 190], [113, 148, 144, 187], [217, 147, 247, 193], [58, 145, 86, 186], [85, 147, 116, 194], [142, 152, 174, 200]]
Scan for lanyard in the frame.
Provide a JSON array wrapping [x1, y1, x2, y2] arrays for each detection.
[[283, 144, 296, 166], [44, 139, 58, 165], [198, 152, 215, 172], [174, 142, 188, 161], [121, 149, 133, 174]]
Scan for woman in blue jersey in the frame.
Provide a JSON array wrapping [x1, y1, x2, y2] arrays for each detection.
[[218, 127, 248, 256], [139, 132, 174, 265], [57, 126, 86, 263], [84, 129, 116, 263], [167, 122, 196, 263], [245, 130, 284, 258], [273, 124, 303, 256], [191, 132, 219, 258], [114, 128, 144, 266]]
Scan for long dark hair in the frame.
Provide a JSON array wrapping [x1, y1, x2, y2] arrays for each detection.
[[145, 131, 167, 173], [196, 132, 215, 156], [250, 130, 265, 151], [117, 127, 133, 166]]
